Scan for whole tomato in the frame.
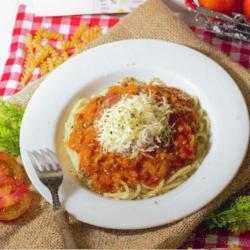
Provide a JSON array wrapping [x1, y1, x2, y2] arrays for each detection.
[[243, 0, 250, 18], [198, 0, 242, 15]]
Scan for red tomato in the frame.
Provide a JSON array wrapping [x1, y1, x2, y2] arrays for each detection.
[[243, 0, 250, 18], [0, 152, 25, 181], [0, 176, 21, 208], [199, 0, 242, 15], [0, 152, 31, 221], [0, 185, 31, 221]]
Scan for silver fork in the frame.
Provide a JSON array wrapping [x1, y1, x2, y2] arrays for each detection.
[[28, 148, 77, 249]]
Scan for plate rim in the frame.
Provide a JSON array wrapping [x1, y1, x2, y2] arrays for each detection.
[[20, 39, 250, 229]]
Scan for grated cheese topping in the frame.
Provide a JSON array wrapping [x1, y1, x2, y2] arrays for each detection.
[[95, 93, 171, 158]]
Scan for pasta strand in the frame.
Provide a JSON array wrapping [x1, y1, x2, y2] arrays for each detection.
[[72, 23, 88, 41], [34, 28, 45, 43], [42, 30, 63, 40], [20, 67, 34, 85]]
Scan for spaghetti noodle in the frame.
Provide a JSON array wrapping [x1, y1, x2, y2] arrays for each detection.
[[64, 78, 210, 200]]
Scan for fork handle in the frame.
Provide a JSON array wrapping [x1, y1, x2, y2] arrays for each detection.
[[55, 209, 78, 249]]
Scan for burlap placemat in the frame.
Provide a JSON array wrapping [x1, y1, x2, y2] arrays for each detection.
[[2, 0, 250, 248]]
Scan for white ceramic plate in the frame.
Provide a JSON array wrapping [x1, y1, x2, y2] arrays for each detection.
[[20, 40, 249, 230]]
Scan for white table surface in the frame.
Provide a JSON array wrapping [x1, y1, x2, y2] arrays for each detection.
[[0, 0, 188, 78]]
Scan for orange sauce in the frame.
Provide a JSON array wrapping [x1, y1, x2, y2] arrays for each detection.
[[67, 80, 199, 193]]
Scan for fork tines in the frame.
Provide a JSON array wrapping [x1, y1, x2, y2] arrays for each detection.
[[28, 148, 62, 173]]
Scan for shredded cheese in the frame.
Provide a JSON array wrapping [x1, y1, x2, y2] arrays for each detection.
[[95, 93, 171, 158]]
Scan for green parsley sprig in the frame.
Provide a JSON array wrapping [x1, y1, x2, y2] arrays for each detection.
[[0, 99, 24, 156], [206, 196, 250, 233]]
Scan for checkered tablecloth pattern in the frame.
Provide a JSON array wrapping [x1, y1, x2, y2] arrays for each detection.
[[0, 4, 250, 249], [191, 26, 250, 70], [0, 5, 120, 98], [182, 229, 250, 249]]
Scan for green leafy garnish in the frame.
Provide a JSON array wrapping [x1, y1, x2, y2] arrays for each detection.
[[0, 99, 24, 156], [206, 196, 250, 233]]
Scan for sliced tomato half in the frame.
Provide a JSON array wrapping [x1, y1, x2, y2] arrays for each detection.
[[0, 179, 31, 221], [0, 152, 31, 221], [0, 152, 25, 181]]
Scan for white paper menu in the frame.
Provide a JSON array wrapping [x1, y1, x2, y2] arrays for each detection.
[[18, 0, 145, 16]]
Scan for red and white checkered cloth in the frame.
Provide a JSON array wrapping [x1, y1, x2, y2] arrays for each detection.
[[191, 26, 250, 69], [182, 229, 250, 249], [0, 5, 120, 98], [0, 4, 250, 249]]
